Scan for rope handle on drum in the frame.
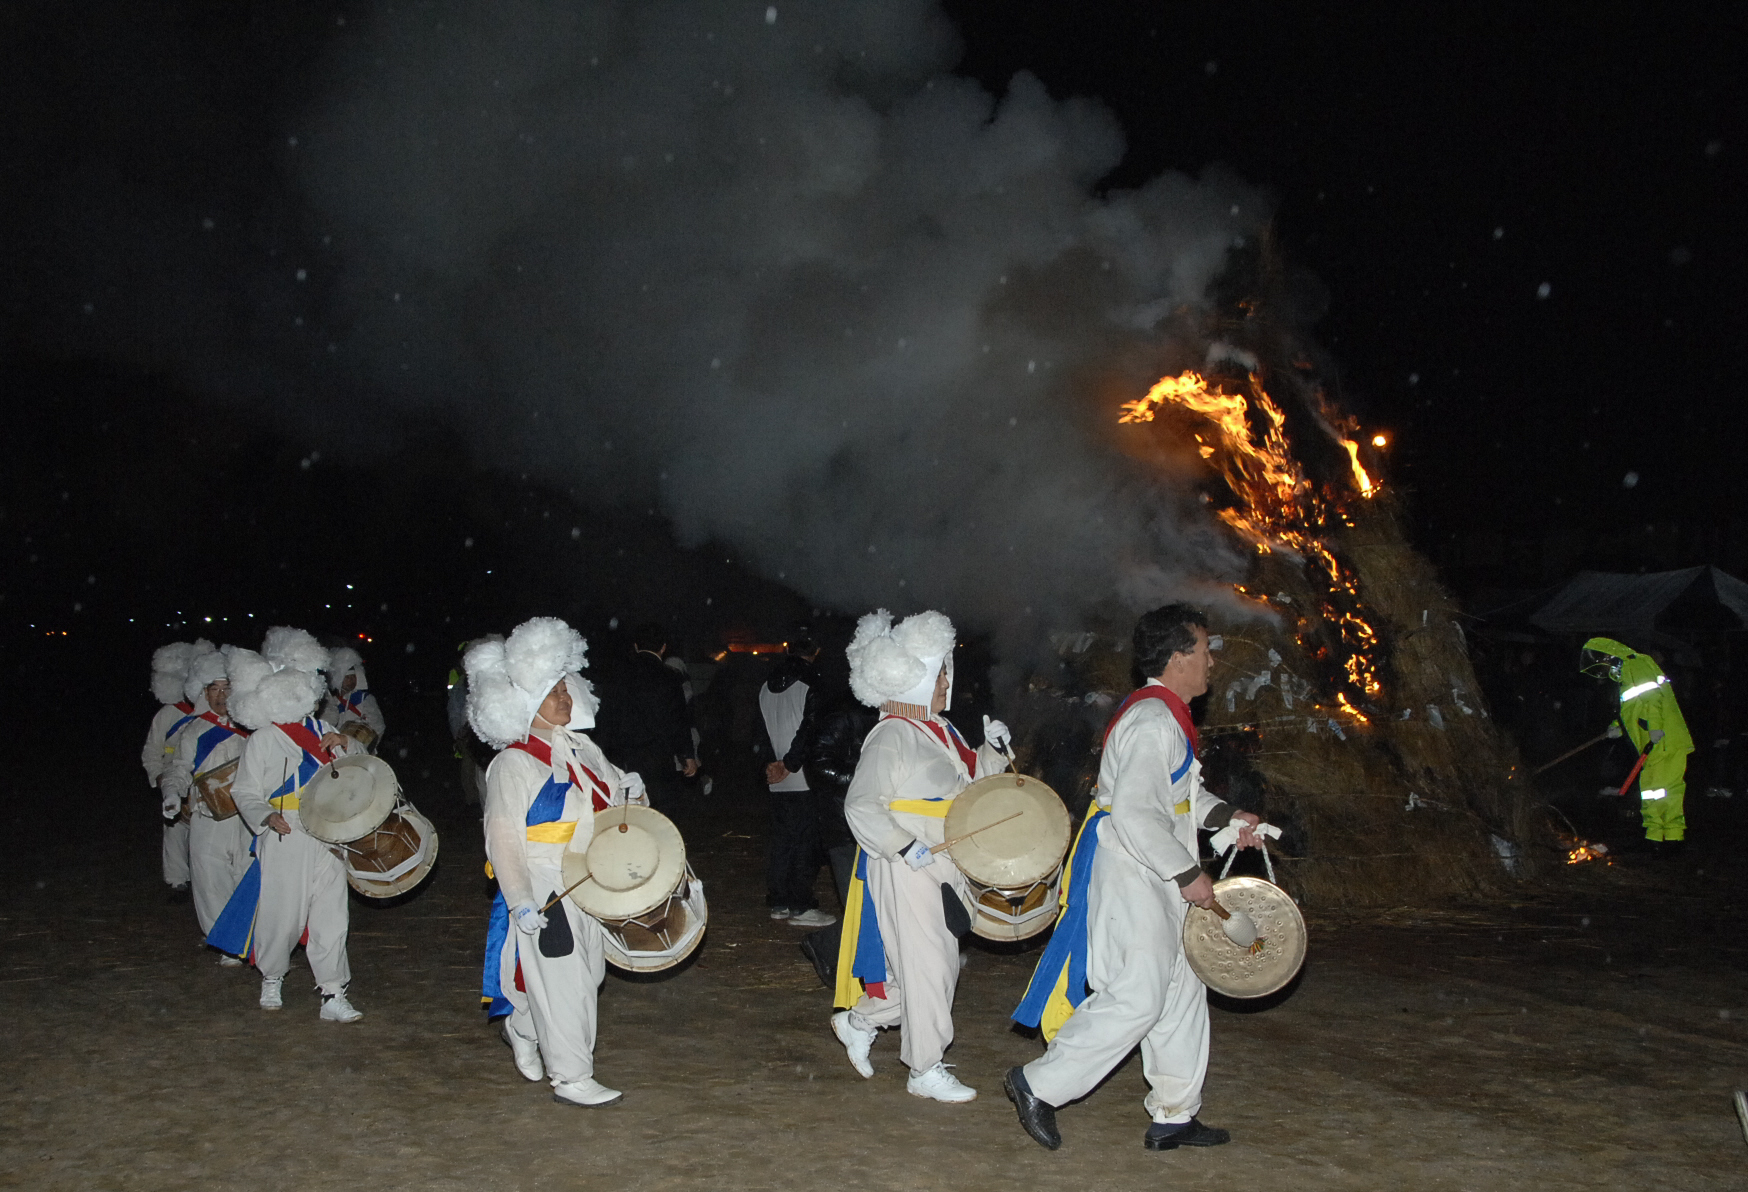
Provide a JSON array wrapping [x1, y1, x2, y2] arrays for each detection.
[[1210, 821, 1282, 884]]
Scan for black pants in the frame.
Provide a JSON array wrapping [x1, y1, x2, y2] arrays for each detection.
[[766, 789, 823, 910]]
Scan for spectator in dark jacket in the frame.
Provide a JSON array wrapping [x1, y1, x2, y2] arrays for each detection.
[[597, 623, 698, 817], [795, 684, 878, 987]]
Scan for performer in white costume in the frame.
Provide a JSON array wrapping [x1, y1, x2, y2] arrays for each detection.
[[829, 610, 1010, 1104], [1006, 604, 1262, 1152], [143, 640, 208, 896], [160, 643, 253, 949], [219, 628, 365, 1022], [468, 617, 648, 1108], [321, 646, 386, 750]]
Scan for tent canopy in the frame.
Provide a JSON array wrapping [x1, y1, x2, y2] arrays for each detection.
[[1525, 566, 1748, 638]]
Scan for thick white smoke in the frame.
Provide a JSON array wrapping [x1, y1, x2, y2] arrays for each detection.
[[296, 0, 1268, 649]]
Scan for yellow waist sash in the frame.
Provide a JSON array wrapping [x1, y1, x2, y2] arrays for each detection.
[[270, 794, 299, 811], [889, 798, 952, 817], [525, 821, 580, 844]]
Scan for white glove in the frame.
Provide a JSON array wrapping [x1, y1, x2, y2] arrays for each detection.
[[1606, 723, 1623, 739], [901, 839, 934, 870], [512, 902, 548, 935], [619, 771, 648, 807], [1208, 820, 1281, 855], [160, 789, 181, 818], [982, 715, 1012, 753]]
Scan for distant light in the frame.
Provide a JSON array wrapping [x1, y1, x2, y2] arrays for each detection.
[[1371, 434, 1388, 448], [346, 584, 354, 590], [204, 616, 213, 622]]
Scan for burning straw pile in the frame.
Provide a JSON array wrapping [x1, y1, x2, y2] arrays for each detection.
[[1036, 306, 1542, 907]]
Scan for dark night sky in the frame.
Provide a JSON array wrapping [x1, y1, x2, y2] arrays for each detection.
[[2, 1, 1743, 669]]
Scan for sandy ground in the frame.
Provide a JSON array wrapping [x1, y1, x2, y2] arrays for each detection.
[[4, 785, 1746, 1192]]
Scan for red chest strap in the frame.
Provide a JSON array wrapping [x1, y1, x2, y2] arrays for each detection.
[[884, 715, 979, 778], [510, 736, 614, 811]]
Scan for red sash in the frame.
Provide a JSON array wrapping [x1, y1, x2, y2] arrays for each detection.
[[198, 711, 250, 739], [884, 715, 979, 778], [510, 735, 613, 812], [277, 719, 335, 762], [174, 700, 195, 714], [1102, 684, 1198, 755]]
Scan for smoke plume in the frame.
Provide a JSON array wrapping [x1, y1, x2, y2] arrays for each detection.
[[292, 2, 1268, 647]]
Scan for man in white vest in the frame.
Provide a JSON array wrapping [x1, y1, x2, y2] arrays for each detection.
[[760, 637, 836, 928]]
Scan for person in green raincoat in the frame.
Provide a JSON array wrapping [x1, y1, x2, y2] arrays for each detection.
[[1581, 638, 1693, 849]]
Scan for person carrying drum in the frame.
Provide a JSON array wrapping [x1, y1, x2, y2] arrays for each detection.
[[143, 640, 208, 901], [1006, 604, 1263, 1152], [160, 643, 252, 955], [322, 646, 386, 752], [829, 610, 1011, 1104], [212, 628, 366, 1022], [467, 616, 648, 1109]]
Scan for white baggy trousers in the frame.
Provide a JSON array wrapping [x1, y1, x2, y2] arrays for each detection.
[[852, 851, 965, 1073], [189, 813, 253, 936], [162, 818, 191, 887], [253, 822, 352, 993], [504, 871, 607, 1087], [1023, 819, 1210, 1124]]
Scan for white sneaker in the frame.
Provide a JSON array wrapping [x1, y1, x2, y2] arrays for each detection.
[[787, 908, 837, 928], [552, 1077, 623, 1107], [217, 954, 244, 968], [259, 976, 283, 1010], [320, 992, 364, 1023], [907, 1062, 976, 1103], [769, 907, 793, 920], [831, 1010, 876, 1079], [503, 1026, 544, 1082]]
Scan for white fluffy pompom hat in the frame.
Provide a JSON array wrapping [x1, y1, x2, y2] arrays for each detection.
[[228, 627, 332, 731], [326, 646, 368, 693], [465, 616, 589, 750], [149, 640, 210, 705], [847, 609, 956, 711], [183, 642, 231, 705]]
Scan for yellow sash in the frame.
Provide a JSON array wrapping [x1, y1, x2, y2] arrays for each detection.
[[889, 798, 953, 817], [270, 794, 299, 811], [524, 821, 580, 844]]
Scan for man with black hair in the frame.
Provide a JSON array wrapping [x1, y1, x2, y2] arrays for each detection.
[[1007, 603, 1263, 1152], [597, 623, 698, 816], [760, 637, 836, 927]]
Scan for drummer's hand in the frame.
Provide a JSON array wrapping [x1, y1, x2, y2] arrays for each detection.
[[161, 790, 182, 818], [765, 761, 789, 785], [619, 771, 648, 807], [512, 902, 548, 935], [682, 757, 700, 778], [901, 839, 935, 870], [320, 732, 350, 755], [265, 812, 292, 837], [982, 715, 1012, 753], [1233, 811, 1263, 850], [1179, 872, 1216, 908]]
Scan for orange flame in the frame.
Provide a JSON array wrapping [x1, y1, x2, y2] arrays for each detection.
[[1122, 369, 1385, 716], [1566, 841, 1611, 865]]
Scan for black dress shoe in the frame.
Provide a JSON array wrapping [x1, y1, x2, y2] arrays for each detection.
[[1144, 1118, 1231, 1150], [1004, 1066, 1061, 1150]]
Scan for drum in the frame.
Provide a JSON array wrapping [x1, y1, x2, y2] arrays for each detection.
[[561, 805, 708, 973], [338, 721, 379, 752], [338, 807, 440, 898], [300, 754, 440, 898], [195, 758, 240, 820], [1182, 875, 1307, 998], [942, 771, 1072, 942]]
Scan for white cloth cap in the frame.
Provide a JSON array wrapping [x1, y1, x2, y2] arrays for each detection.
[[183, 642, 230, 704], [326, 646, 369, 693], [150, 639, 212, 705]]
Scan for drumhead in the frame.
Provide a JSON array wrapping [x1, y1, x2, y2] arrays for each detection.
[[300, 754, 399, 844], [942, 772, 1071, 889], [1182, 876, 1307, 998], [562, 805, 688, 921]]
